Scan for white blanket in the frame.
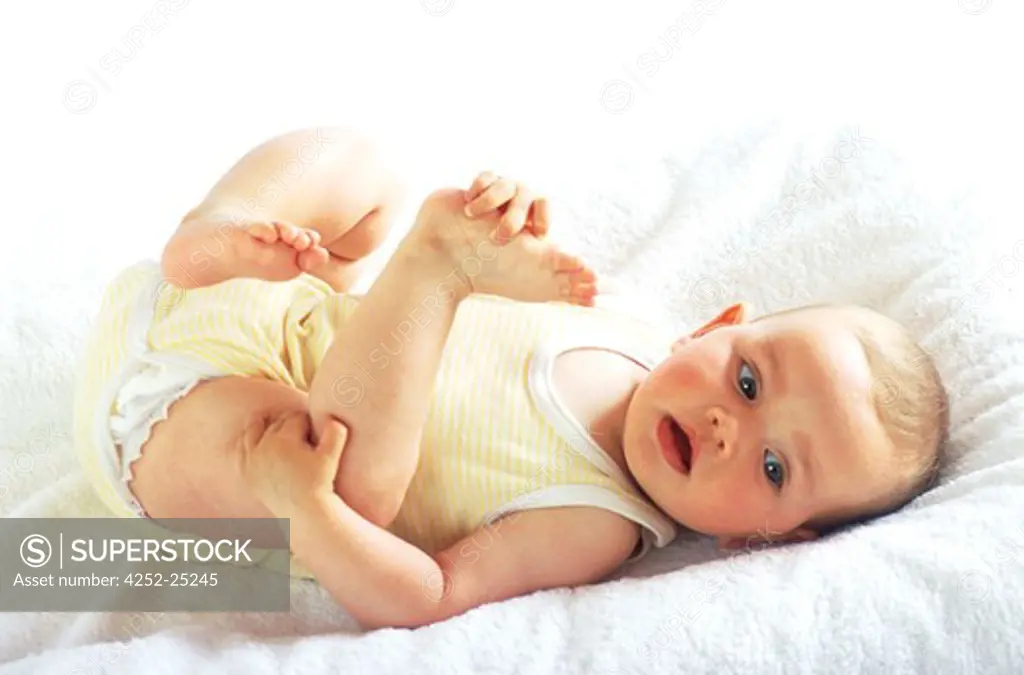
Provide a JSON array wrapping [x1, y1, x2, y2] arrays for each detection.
[[2, 122, 1023, 674]]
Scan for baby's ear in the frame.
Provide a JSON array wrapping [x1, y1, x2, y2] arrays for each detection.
[[683, 303, 749, 344], [672, 303, 750, 352]]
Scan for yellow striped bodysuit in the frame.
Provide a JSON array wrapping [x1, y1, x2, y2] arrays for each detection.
[[73, 261, 678, 576]]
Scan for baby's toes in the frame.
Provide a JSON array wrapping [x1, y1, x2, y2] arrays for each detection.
[[560, 268, 598, 306], [294, 228, 321, 252], [278, 223, 321, 252], [247, 221, 279, 244], [298, 245, 330, 272], [273, 221, 303, 247]]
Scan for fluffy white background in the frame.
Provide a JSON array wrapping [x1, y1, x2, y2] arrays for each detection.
[[2, 1, 1023, 674]]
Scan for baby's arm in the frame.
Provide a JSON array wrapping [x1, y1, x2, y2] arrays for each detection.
[[242, 409, 638, 629], [295, 493, 638, 629]]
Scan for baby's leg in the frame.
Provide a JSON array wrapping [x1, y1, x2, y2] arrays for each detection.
[[161, 127, 403, 292], [308, 188, 596, 529]]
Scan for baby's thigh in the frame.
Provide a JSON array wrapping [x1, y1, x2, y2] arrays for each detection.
[[128, 376, 307, 528]]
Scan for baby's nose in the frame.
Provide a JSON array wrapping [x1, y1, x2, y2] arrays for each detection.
[[706, 406, 738, 457]]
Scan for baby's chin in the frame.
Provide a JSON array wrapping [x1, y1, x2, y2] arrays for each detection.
[[654, 503, 744, 538]]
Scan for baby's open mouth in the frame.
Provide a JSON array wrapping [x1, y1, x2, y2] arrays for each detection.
[[657, 415, 693, 475]]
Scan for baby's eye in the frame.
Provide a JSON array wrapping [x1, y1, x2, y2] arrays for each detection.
[[763, 449, 785, 490], [737, 361, 758, 401]]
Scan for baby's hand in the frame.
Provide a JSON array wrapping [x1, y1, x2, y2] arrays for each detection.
[[239, 411, 349, 519], [462, 171, 551, 242]]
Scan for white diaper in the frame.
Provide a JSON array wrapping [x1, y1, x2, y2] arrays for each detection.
[[107, 361, 213, 515], [92, 267, 223, 517]]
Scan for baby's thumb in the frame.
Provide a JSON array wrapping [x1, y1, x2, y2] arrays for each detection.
[[269, 410, 310, 443], [317, 419, 350, 461]]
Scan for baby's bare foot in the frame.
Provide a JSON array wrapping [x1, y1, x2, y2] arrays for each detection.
[[164, 212, 332, 289], [468, 234, 597, 306], [411, 188, 598, 306], [197, 217, 330, 284]]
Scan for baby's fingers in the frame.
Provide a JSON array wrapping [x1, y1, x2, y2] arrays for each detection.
[[316, 419, 350, 464], [239, 412, 305, 486], [497, 187, 535, 241], [464, 177, 517, 218], [464, 171, 499, 204], [529, 197, 551, 238]]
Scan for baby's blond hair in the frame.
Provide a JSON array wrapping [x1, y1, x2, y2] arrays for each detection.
[[766, 304, 949, 533]]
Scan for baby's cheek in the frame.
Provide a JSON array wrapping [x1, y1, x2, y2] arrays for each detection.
[[700, 472, 764, 532], [660, 357, 714, 393]]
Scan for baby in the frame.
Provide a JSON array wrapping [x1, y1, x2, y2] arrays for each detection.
[[73, 127, 948, 630]]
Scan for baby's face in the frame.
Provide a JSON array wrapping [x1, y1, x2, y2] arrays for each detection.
[[623, 306, 897, 545]]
